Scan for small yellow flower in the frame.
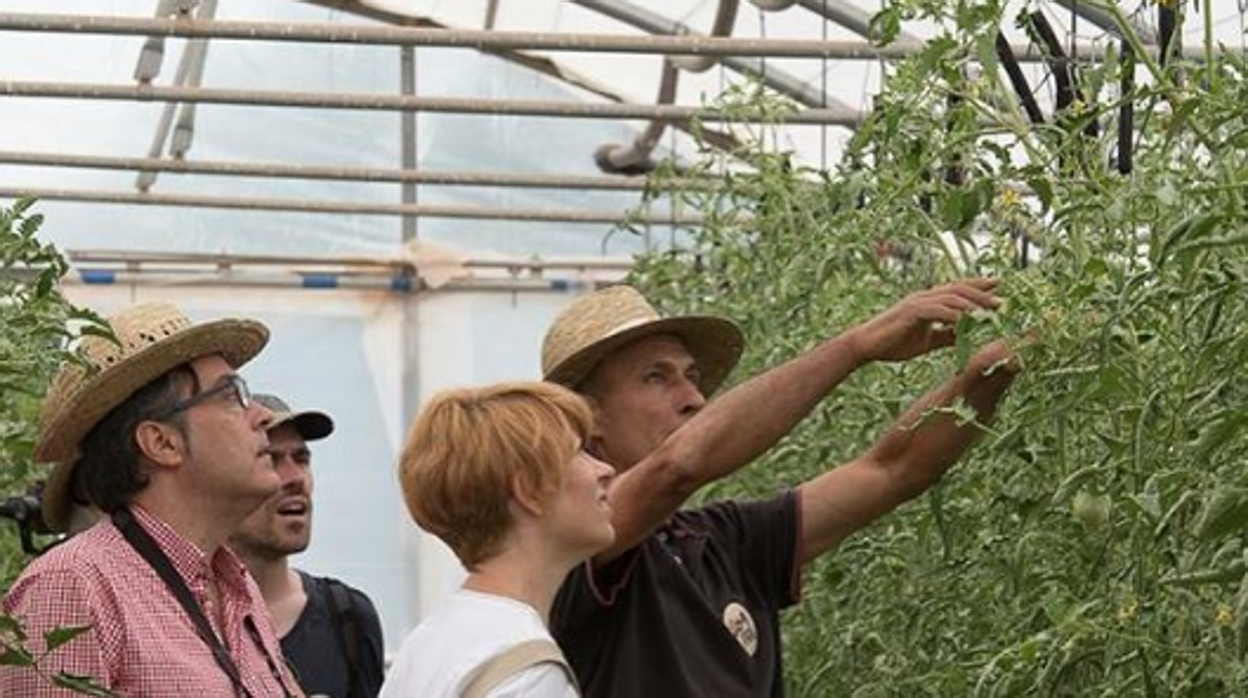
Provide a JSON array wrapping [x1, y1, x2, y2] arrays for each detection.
[[1117, 600, 1138, 623], [1001, 188, 1022, 208], [1069, 99, 1087, 115], [1215, 604, 1234, 627]]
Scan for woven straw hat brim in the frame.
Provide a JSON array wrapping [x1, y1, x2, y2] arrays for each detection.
[[37, 318, 268, 532], [268, 410, 335, 441], [544, 315, 744, 395]]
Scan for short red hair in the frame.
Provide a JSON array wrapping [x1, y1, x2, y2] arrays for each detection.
[[398, 381, 593, 569]]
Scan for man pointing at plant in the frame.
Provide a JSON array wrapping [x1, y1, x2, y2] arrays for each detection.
[[542, 279, 1019, 698]]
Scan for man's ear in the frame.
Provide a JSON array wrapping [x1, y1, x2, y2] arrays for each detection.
[[134, 421, 186, 470]]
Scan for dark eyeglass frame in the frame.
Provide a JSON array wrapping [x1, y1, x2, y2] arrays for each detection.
[[152, 374, 252, 421]]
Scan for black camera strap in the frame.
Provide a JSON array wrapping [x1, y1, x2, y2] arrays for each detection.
[[112, 507, 255, 698]]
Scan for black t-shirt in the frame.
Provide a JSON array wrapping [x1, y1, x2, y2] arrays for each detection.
[[282, 571, 386, 698], [551, 491, 802, 698]]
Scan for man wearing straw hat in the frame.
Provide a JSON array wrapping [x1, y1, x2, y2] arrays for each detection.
[[0, 303, 305, 697], [542, 280, 1019, 698]]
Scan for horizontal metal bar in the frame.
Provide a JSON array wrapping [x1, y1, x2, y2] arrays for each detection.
[[0, 150, 702, 191], [67, 248, 635, 273], [0, 11, 1178, 62], [0, 186, 703, 225], [0, 80, 863, 126], [0, 11, 923, 59], [4, 265, 620, 294]]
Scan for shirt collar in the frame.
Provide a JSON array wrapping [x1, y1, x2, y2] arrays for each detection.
[[124, 504, 250, 593]]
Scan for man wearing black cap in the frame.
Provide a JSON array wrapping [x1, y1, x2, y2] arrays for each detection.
[[231, 394, 385, 698]]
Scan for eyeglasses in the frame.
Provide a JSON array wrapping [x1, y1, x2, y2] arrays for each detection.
[[153, 374, 252, 421]]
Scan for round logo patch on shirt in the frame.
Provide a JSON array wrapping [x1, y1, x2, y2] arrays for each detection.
[[722, 601, 758, 656]]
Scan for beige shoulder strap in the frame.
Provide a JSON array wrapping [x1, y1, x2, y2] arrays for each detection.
[[460, 639, 579, 698]]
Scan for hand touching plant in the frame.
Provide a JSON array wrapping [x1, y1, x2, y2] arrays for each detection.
[[844, 278, 1003, 364]]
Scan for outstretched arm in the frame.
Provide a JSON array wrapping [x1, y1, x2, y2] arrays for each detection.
[[796, 338, 1020, 564], [597, 279, 1003, 564]]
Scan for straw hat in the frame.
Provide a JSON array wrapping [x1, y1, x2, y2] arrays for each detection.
[[542, 285, 744, 394], [36, 303, 269, 531], [253, 394, 334, 442]]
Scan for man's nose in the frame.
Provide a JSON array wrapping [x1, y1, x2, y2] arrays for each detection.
[[677, 376, 707, 413], [252, 402, 275, 429]]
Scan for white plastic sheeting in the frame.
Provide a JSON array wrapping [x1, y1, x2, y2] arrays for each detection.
[[1, 0, 672, 258]]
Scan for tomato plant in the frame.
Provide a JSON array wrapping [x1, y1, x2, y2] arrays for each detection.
[[1, 200, 113, 696], [631, 1, 1248, 695]]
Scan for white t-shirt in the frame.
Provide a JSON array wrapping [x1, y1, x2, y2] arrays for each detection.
[[380, 589, 577, 698]]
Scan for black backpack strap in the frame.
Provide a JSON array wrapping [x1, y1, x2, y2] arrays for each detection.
[[320, 576, 361, 698]]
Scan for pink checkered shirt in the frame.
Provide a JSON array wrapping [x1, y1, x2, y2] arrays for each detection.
[[0, 505, 304, 697]]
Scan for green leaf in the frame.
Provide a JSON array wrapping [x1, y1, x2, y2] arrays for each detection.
[[1152, 212, 1222, 267], [1191, 410, 1248, 464], [1196, 488, 1248, 542], [52, 673, 118, 697], [0, 615, 24, 638], [868, 7, 902, 47], [0, 646, 35, 667], [1155, 180, 1181, 207], [1160, 560, 1248, 587], [43, 625, 91, 652]]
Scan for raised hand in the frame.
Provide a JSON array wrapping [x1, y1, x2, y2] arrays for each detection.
[[847, 278, 1002, 363]]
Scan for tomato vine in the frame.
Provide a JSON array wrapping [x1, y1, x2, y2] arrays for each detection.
[[631, 1, 1248, 694]]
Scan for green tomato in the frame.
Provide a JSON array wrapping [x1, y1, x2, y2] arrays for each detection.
[[1071, 491, 1111, 529]]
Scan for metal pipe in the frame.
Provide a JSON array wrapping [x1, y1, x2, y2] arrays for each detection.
[[0, 149, 690, 190], [483, 0, 501, 30], [0, 11, 1142, 61], [400, 45, 418, 242], [751, 0, 797, 10], [136, 43, 190, 191], [0, 186, 706, 225], [138, 0, 216, 190], [0, 12, 917, 59], [573, 0, 859, 111], [670, 0, 739, 73], [1117, 40, 1134, 175], [0, 80, 864, 125], [995, 33, 1044, 125], [1049, 0, 1156, 44], [50, 267, 619, 294], [171, 0, 216, 158], [68, 248, 635, 273], [1159, 3, 1178, 68], [595, 59, 679, 175], [794, 0, 893, 40], [1028, 10, 1098, 138]]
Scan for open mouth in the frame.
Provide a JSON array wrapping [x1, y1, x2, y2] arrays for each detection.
[[276, 499, 309, 516]]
